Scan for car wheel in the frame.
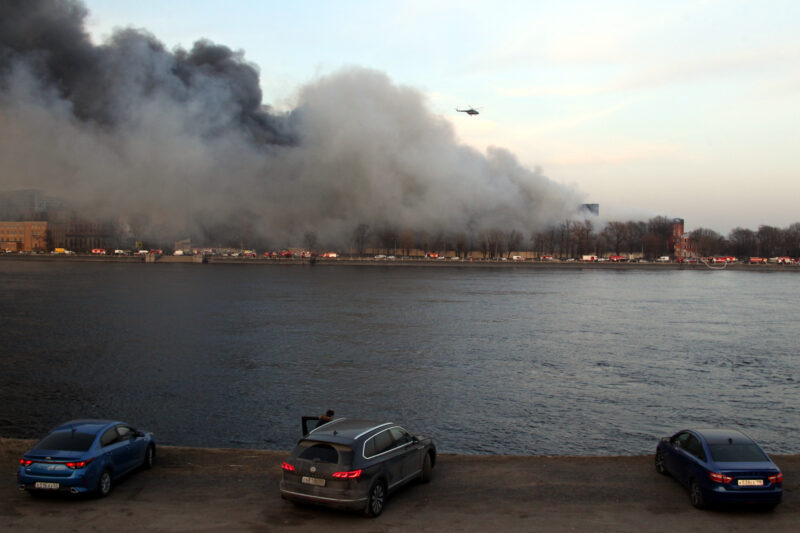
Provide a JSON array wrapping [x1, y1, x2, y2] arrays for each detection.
[[689, 479, 705, 509], [364, 480, 386, 517], [654, 451, 666, 475], [420, 453, 433, 483], [97, 469, 113, 498], [143, 444, 155, 469]]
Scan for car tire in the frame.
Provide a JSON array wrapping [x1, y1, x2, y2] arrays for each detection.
[[420, 453, 433, 483], [364, 479, 386, 517], [97, 469, 113, 498], [689, 479, 705, 509], [654, 451, 666, 475], [143, 444, 155, 469]]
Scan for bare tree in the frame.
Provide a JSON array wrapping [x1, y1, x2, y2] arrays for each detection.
[[430, 231, 446, 254], [785, 223, 800, 257], [303, 231, 318, 252], [506, 229, 523, 258], [573, 220, 594, 257], [416, 231, 430, 255], [646, 216, 674, 257], [477, 231, 490, 258], [353, 224, 370, 257], [626, 221, 647, 257], [728, 227, 757, 257], [376, 227, 398, 255], [453, 232, 468, 258], [690, 228, 724, 257], [601, 221, 628, 255], [757, 225, 782, 257], [486, 229, 506, 258]]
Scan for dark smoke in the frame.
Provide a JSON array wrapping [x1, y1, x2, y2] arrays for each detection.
[[0, 0, 582, 249]]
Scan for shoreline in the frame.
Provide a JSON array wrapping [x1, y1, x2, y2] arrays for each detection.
[[2, 437, 798, 531], [2, 253, 799, 271]]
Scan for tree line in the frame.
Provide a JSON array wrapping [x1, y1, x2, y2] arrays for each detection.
[[341, 217, 800, 259]]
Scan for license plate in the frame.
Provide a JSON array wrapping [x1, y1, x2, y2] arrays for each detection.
[[738, 479, 763, 487], [34, 482, 60, 490], [301, 476, 325, 487]]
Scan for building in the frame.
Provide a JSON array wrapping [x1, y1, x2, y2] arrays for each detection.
[[61, 219, 114, 252], [670, 218, 696, 258], [0, 221, 49, 252], [0, 189, 48, 221]]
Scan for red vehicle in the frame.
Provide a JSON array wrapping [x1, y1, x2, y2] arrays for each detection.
[[608, 255, 627, 262], [425, 252, 439, 259], [91, 248, 106, 255], [280, 251, 293, 258], [749, 257, 766, 264]]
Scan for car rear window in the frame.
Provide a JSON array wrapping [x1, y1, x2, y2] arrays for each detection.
[[36, 431, 96, 452], [295, 441, 353, 465], [709, 443, 768, 462]]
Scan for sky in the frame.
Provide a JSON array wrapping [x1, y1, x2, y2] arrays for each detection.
[[81, 0, 800, 235]]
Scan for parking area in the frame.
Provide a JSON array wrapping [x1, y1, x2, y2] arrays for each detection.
[[1, 438, 797, 532]]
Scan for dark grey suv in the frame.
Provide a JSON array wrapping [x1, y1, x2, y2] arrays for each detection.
[[279, 418, 436, 517]]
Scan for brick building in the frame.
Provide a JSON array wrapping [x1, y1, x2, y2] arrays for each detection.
[[0, 221, 49, 252]]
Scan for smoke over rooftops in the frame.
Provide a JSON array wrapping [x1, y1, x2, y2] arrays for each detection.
[[0, 0, 582, 248]]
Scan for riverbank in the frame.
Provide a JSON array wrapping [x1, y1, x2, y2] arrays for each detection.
[[2, 438, 797, 532], [2, 253, 799, 271]]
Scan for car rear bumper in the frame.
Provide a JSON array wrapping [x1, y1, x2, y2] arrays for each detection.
[[707, 485, 782, 505], [18, 470, 94, 493], [279, 482, 367, 511]]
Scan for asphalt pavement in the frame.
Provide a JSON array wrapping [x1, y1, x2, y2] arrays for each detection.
[[1, 438, 797, 532]]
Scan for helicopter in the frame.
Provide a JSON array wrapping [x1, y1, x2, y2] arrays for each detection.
[[455, 106, 481, 116]]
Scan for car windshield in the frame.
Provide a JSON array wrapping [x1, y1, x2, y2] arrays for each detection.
[[36, 431, 96, 452], [708, 443, 768, 462], [295, 441, 353, 465]]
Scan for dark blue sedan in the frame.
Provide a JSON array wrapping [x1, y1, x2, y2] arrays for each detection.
[[18, 419, 155, 497], [655, 428, 782, 509]]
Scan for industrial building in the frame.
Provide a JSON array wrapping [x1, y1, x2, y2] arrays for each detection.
[[0, 189, 113, 252], [0, 221, 49, 252]]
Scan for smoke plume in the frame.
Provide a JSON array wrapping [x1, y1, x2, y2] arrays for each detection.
[[0, 0, 582, 249]]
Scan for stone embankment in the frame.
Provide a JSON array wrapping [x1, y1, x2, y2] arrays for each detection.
[[2, 254, 799, 271]]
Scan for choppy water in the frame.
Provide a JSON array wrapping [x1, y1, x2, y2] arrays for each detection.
[[0, 261, 797, 455]]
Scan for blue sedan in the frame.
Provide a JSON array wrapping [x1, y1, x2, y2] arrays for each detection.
[[18, 419, 155, 497], [655, 428, 782, 509]]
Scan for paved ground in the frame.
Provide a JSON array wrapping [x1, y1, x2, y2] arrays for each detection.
[[1, 438, 797, 532]]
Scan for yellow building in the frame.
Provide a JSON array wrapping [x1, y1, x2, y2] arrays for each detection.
[[0, 221, 49, 252]]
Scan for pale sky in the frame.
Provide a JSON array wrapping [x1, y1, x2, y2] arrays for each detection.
[[82, 0, 800, 235]]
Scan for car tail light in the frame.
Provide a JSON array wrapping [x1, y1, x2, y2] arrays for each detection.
[[19, 459, 33, 467], [332, 469, 362, 479], [709, 472, 733, 484], [281, 462, 295, 472], [768, 472, 783, 484], [65, 458, 93, 469]]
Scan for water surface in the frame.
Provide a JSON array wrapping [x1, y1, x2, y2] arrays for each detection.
[[1, 261, 797, 455]]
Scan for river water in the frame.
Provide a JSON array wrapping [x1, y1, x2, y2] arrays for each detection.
[[0, 261, 797, 455]]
